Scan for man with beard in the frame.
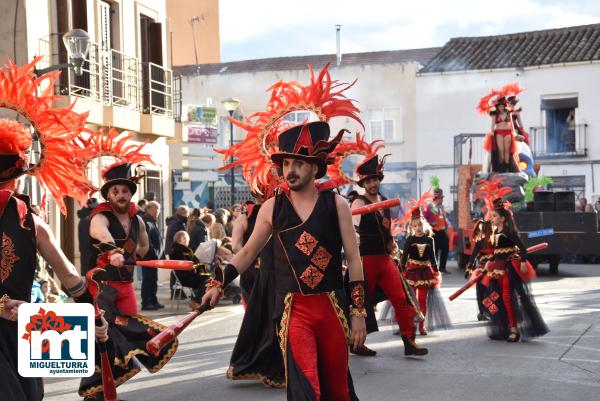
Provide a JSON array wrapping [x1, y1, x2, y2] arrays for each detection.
[[80, 163, 178, 400], [203, 121, 366, 401], [350, 155, 428, 357]]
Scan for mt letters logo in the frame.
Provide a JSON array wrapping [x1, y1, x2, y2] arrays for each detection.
[[18, 303, 95, 377]]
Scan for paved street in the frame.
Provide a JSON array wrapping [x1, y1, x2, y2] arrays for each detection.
[[45, 262, 600, 401]]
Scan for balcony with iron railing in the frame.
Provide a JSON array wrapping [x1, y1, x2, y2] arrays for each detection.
[[37, 35, 180, 134], [530, 124, 588, 159]]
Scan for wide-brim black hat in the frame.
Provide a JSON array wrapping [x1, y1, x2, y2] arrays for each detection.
[[271, 121, 340, 180], [356, 154, 385, 187], [0, 153, 29, 183], [100, 163, 138, 199]]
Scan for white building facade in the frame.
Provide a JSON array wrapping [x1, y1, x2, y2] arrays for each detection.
[[416, 24, 600, 212]]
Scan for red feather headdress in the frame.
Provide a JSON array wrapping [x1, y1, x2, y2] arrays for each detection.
[[475, 176, 512, 220], [0, 57, 94, 214], [396, 189, 434, 227], [327, 132, 384, 186], [216, 64, 363, 196], [74, 127, 154, 180], [500, 82, 523, 98]]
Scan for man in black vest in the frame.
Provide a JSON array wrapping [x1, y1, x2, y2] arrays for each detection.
[[80, 163, 178, 400], [351, 154, 428, 357], [203, 122, 366, 401]]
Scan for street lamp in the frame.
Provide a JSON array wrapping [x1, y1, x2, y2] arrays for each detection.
[[35, 29, 90, 77], [222, 97, 240, 206]]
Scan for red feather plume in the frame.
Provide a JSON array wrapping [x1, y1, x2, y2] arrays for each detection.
[[475, 176, 513, 220], [396, 189, 434, 227], [500, 82, 523, 98], [0, 57, 95, 214], [327, 132, 384, 186], [216, 64, 363, 196], [74, 128, 154, 179]]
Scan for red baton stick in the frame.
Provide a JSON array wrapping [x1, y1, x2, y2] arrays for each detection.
[[146, 303, 213, 357], [351, 198, 401, 215], [86, 268, 118, 401], [136, 260, 194, 270]]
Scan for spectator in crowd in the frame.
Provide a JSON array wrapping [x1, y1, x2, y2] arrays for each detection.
[[169, 231, 209, 309], [187, 207, 201, 231], [210, 208, 229, 240], [204, 200, 215, 213], [189, 209, 209, 252], [165, 205, 189, 256], [226, 204, 242, 236], [45, 275, 67, 303], [31, 280, 46, 303], [77, 197, 99, 275], [576, 197, 588, 212], [141, 201, 165, 310], [137, 198, 147, 216], [584, 203, 595, 213]]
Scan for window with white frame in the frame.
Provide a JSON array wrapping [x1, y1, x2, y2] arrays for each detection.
[[282, 111, 318, 127], [368, 108, 402, 142]]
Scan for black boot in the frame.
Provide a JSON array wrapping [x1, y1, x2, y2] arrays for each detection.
[[350, 344, 377, 357], [401, 335, 428, 356]]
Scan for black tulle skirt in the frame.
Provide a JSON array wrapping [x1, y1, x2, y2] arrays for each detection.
[[481, 266, 549, 340]]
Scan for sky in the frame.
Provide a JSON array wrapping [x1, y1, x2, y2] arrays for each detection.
[[219, 0, 600, 62]]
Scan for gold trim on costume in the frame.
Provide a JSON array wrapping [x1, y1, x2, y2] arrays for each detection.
[[79, 366, 141, 397], [327, 292, 351, 340], [278, 292, 294, 387], [226, 365, 286, 388], [406, 258, 432, 267]]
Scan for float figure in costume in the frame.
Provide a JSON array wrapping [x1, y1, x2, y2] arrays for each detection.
[[204, 121, 367, 401], [79, 131, 178, 400], [351, 154, 428, 356], [0, 58, 108, 401]]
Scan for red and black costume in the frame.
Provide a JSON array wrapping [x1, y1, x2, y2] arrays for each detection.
[[400, 233, 438, 321], [79, 163, 177, 400], [353, 154, 427, 356], [227, 201, 285, 388], [465, 223, 495, 321], [0, 191, 44, 401], [482, 226, 549, 341]]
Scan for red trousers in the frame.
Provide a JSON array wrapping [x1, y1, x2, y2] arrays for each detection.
[[362, 255, 415, 337], [288, 293, 350, 401], [497, 274, 516, 328], [414, 287, 428, 327], [106, 281, 138, 316]]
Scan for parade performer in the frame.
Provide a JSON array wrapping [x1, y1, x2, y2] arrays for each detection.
[[204, 119, 367, 401], [232, 199, 262, 305], [350, 154, 428, 356], [465, 220, 494, 321], [78, 131, 178, 400], [215, 65, 365, 397], [423, 177, 451, 274], [399, 192, 442, 335], [482, 198, 549, 342], [0, 58, 108, 401]]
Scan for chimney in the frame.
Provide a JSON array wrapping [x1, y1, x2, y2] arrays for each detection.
[[335, 25, 342, 67]]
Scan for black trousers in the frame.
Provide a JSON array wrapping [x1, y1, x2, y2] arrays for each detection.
[[433, 229, 449, 271], [141, 266, 158, 306]]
